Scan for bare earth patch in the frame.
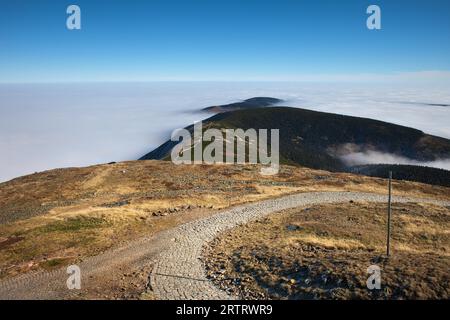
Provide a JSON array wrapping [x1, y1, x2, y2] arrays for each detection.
[[203, 202, 450, 300]]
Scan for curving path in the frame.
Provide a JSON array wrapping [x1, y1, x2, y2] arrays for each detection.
[[149, 191, 450, 300], [1, 192, 448, 300]]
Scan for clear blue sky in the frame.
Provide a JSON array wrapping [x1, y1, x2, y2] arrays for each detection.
[[1, 0, 450, 82]]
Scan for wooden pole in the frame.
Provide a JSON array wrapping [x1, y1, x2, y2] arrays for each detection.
[[387, 171, 392, 257]]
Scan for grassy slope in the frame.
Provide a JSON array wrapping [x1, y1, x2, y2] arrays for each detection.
[[204, 202, 450, 299], [0, 160, 449, 279]]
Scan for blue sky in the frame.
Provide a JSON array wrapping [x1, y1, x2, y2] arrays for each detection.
[[1, 0, 450, 82]]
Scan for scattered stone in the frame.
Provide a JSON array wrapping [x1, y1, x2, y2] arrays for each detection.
[[286, 224, 300, 231]]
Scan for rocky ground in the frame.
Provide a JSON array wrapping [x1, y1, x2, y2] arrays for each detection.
[[1, 160, 449, 299], [203, 201, 450, 300]]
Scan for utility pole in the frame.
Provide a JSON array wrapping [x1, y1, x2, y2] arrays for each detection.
[[387, 171, 392, 257]]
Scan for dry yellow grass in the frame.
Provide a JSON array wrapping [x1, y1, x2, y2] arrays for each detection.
[[204, 201, 450, 299], [284, 234, 367, 250], [0, 160, 449, 279]]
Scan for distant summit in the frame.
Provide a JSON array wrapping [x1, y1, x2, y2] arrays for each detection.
[[141, 99, 450, 186], [202, 97, 283, 113]]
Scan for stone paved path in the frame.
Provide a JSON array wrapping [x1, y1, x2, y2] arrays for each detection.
[[1, 191, 448, 300], [149, 192, 450, 300]]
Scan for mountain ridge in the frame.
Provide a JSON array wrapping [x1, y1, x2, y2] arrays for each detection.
[[140, 98, 450, 186], [201, 97, 283, 113]]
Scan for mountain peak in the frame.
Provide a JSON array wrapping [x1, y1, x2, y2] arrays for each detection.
[[202, 97, 283, 113]]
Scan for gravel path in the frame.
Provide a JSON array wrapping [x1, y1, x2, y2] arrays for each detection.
[[1, 191, 448, 300]]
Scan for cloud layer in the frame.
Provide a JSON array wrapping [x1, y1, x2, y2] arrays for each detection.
[[339, 150, 450, 171], [0, 81, 449, 182]]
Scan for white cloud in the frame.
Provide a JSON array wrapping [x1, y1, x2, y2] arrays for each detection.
[[208, 70, 450, 84], [0, 81, 449, 182], [339, 150, 450, 171]]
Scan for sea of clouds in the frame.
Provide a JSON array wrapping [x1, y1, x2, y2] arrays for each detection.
[[339, 150, 450, 171], [0, 81, 449, 182]]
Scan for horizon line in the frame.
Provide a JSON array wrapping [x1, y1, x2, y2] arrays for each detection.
[[2, 70, 450, 85]]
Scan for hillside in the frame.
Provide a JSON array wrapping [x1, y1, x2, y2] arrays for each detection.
[[141, 101, 450, 185], [1, 160, 449, 282], [204, 201, 450, 299], [350, 164, 450, 187], [201, 97, 283, 113]]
